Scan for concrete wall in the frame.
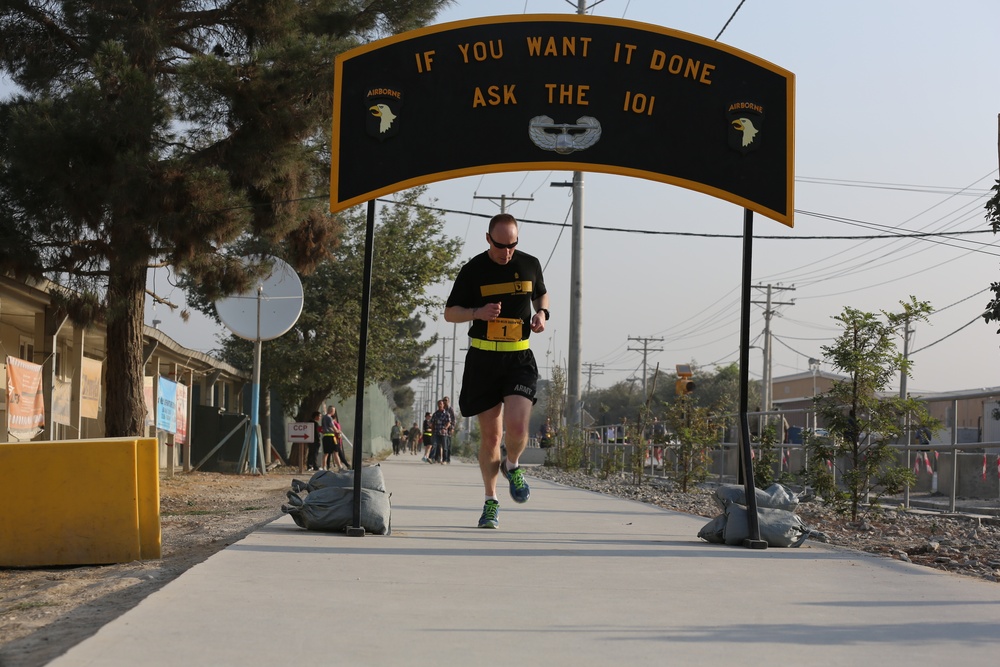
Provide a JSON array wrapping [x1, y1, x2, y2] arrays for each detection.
[[0, 437, 160, 567]]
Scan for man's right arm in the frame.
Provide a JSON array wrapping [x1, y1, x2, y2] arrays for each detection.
[[444, 304, 480, 323]]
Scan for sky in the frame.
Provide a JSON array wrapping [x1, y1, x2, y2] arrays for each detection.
[[147, 0, 1000, 401]]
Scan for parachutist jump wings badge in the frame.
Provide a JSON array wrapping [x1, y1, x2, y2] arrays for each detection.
[[528, 116, 602, 155]]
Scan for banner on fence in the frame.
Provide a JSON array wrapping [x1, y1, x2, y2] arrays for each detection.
[[156, 376, 177, 434], [81, 357, 102, 420], [6, 356, 45, 439], [175, 383, 188, 445]]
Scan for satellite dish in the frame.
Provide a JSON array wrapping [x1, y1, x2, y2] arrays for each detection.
[[215, 257, 304, 341]]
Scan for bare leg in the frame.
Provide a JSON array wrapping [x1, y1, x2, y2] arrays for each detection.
[[500, 395, 533, 467], [478, 395, 534, 496], [477, 403, 504, 497]]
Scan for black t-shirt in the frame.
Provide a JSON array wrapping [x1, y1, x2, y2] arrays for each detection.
[[446, 250, 547, 341]]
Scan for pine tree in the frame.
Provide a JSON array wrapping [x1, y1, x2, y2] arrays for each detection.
[[0, 1, 452, 436]]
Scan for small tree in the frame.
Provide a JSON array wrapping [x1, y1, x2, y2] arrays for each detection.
[[629, 365, 661, 485], [753, 423, 794, 489], [547, 364, 568, 432], [546, 365, 589, 470], [804, 298, 938, 519], [663, 393, 716, 492]]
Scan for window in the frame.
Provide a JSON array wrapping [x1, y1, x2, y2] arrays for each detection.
[[18, 336, 34, 363]]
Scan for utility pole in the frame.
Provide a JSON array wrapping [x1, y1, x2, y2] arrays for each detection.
[[473, 193, 533, 215], [434, 355, 440, 401], [751, 284, 795, 415], [439, 336, 453, 401], [582, 362, 604, 394], [627, 336, 664, 400], [581, 361, 604, 423], [541, 0, 590, 428], [567, 0, 587, 428], [450, 325, 456, 403], [550, 173, 584, 427], [899, 314, 914, 506], [423, 372, 433, 415]]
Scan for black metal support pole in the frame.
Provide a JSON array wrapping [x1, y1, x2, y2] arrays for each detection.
[[347, 200, 377, 537], [739, 208, 767, 549]]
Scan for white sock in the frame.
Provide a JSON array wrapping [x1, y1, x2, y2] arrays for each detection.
[[486, 495, 499, 503], [506, 458, 518, 470]]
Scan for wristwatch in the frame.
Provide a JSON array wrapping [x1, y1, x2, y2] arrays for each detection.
[[537, 308, 550, 320]]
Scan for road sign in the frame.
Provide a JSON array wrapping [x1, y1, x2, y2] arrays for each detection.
[[286, 421, 315, 444]]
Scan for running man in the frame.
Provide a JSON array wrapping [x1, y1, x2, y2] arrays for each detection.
[[444, 213, 549, 528]]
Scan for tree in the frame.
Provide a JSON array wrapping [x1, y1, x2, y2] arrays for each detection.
[[588, 380, 641, 427], [545, 365, 567, 432], [662, 393, 717, 492], [213, 188, 462, 421], [984, 180, 1000, 331], [586, 362, 745, 437], [804, 298, 939, 520], [0, 1, 452, 437], [752, 422, 792, 489]]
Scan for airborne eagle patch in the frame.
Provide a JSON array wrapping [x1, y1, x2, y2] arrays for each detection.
[[727, 102, 763, 155], [366, 87, 403, 141]]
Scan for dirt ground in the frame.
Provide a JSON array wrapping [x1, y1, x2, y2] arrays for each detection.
[[0, 469, 297, 667], [2, 464, 999, 667]]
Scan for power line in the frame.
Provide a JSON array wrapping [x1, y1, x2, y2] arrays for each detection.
[[715, 0, 747, 40], [910, 315, 986, 355], [798, 176, 992, 196], [771, 334, 817, 361], [929, 287, 992, 315], [767, 171, 1000, 285], [393, 199, 997, 243]]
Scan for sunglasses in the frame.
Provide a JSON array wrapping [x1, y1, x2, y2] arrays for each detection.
[[488, 233, 518, 250]]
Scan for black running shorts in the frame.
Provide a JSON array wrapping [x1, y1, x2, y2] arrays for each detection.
[[458, 347, 539, 417]]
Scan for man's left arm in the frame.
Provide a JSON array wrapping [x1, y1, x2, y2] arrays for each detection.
[[531, 294, 549, 333]]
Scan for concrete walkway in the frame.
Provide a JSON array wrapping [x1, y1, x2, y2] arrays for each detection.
[[50, 457, 1000, 666]]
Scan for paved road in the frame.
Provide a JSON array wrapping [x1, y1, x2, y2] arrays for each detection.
[[50, 457, 1000, 666]]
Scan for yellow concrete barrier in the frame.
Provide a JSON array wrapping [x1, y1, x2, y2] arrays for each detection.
[[0, 437, 161, 567]]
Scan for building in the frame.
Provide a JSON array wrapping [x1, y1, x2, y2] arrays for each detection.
[[770, 369, 841, 431], [771, 369, 1000, 446], [1, 274, 248, 469]]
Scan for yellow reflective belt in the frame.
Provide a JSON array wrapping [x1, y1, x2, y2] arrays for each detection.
[[469, 338, 530, 352]]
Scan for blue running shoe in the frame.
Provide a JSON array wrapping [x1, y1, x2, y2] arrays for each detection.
[[478, 499, 500, 528], [500, 460, 530, 504]]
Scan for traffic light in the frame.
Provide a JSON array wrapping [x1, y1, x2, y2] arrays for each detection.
[[675, 364, 694, 396]]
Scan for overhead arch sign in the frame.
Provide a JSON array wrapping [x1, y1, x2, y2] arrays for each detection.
[[330, 14, 794, 226]]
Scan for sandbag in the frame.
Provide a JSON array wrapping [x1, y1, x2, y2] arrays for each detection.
[[721, 501, 809, 547], [697, 514, 727, 544], [290, 465, 387, 494], [283, 465, 391, 535], [712, 483, 801, 512]]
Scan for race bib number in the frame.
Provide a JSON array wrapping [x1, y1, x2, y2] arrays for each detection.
[[486, 317, 523, 342]]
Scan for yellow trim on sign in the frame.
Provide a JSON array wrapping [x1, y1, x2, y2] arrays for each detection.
[[333, 159, 794, 227], [337, 14, 794, 79]]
